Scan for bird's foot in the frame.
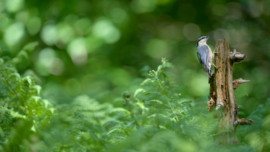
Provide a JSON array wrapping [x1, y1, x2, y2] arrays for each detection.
[[212, 63, 219, 69]]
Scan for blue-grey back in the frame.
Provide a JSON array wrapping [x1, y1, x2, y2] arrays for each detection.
[[196, 45, 209, 66]]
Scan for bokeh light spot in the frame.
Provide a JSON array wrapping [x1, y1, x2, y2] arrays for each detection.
[[248, 1, 263, 17], [4, 22, 25, 46], [110, 8, 128, 23], [131, 0, 156, 13], [5, 0, 24, 13], [41, 24, 57, 46], [158, 23, 184, 40], [93, 19, 121, 44], [36, 48, 56, 76], [74, 18, 91, 35], [67, 38, 88, 65], [213, 29, 230, 42], [15, 10, 29, 24], [146, 39, 169, 58], [227, 2, 243, 19], [57, 23, 74, 44], [85, 36, 103, 53], [37, 48, 64, 76], [27, 17, 41, 35], [0, 1, 5, 12], [212, 4, 226, 16], [39, 48, 55, 68], [183, 23, 201, 41], [49, 58, 64, 76]]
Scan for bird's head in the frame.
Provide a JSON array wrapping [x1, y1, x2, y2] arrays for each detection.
[[197, 35, 211, 46]]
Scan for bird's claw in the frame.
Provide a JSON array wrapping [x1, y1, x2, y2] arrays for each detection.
[[211, 63, 219, 69]]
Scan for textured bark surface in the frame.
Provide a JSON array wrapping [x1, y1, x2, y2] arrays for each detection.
[[208, 75, 216, 111], [214, 40, 235, 144], [208, 39, 252, 145]]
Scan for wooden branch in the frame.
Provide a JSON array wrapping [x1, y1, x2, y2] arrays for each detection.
[[210, 39, 251, 145], [215, 40, 229, 108], [233, 104, 254, 126], [213, 40, 238, 144], [234, 118, 254, 125], [207, 98, 215, 111], [233, 78, 250, 89], [227, 50, 236, 127], [229, 49, 246, 63], [238, 118, 254, 125]]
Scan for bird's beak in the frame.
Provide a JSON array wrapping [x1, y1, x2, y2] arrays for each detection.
[[207, 35, 212, 39]]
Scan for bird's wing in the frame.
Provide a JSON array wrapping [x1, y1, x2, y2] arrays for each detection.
[[197, 45, 209, 72]]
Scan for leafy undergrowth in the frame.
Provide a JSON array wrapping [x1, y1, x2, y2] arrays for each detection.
[[0, 45, 269, 152]]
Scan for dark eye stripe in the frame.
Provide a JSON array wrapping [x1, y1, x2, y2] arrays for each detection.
[[197, 36, 207, 42]]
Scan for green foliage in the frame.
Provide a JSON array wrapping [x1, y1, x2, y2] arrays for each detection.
[[0, 42, 53, 151], [0, 51, 269, 151], [237, 99, 270, 152], [0, 0, 270, 151]]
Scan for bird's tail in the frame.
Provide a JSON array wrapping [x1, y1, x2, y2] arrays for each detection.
[[208, 69, 213, 77], [203, 64, 213, 77]]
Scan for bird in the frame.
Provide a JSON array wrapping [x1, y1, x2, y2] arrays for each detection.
[[196, 35, 215, 77]]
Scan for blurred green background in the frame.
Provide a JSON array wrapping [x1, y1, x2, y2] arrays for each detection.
[[0, 0, 269, 124]]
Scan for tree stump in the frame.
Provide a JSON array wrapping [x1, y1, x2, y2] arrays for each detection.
[[207, 39, 253, 145]]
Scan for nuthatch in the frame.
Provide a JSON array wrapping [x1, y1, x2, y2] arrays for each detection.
[[196, 35, 215, 77]]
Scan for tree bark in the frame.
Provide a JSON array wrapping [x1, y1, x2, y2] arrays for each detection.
[[208, 39, 253, 145]]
